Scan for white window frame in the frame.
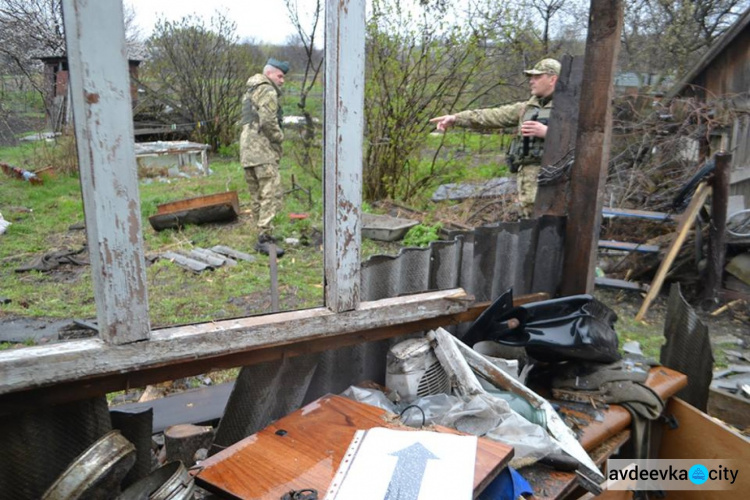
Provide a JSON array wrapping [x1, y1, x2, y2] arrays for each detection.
[[0, 0, 467, 412]]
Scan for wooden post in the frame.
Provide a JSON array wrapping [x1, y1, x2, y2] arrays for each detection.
[[269, 246, 280, 313], [703, 152, 732, 304], [534, 55, 584, 217], [560, 0, 623, 296]]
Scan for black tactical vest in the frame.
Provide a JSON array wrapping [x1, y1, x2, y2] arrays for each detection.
[[506, 105, 552, 172]]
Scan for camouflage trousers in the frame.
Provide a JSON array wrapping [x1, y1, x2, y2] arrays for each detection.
[[517, 164, 540, 218], [244, 163, 282, 232]]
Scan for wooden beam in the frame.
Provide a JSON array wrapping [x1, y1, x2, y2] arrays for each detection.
[[560, 0, 623, 295], [62, 0, 150, 343], [534, 55, 584, 217], [0, 290, 467, 414], [0, 292, 551, 415], [704, 152, 732, 302], [324, 0, 365, 313], [635, 183, 711, 321]]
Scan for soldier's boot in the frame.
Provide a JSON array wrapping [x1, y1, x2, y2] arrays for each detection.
[[255, 232, 285, 258]]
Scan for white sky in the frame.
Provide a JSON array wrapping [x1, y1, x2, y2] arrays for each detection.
[[125, 0, 303, 45]]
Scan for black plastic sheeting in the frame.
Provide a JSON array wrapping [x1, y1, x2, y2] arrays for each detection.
[[213, 217, 566, 447], [660, 283, 714, 411], [462, 290, 621, 364]]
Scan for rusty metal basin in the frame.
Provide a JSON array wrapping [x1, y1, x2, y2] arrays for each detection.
[[41, 430, 136, 500]]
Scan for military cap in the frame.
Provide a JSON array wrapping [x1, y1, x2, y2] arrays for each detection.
[[524, 58, 561, 76], [266, 57, 290, 74]]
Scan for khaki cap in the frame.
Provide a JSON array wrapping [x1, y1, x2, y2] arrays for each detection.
[[524, 58, 561, 76]]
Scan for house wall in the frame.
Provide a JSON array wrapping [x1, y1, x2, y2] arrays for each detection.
[[688, 27, 750, 207], [690, 27, 750, 100]]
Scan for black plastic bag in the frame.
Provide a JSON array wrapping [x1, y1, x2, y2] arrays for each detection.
[[463, 289, 621, 363]]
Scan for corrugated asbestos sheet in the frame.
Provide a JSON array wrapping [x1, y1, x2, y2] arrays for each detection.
[[1, 217, 567, 482], [660, 283, 713, 411], [213, 216, 566, 447]]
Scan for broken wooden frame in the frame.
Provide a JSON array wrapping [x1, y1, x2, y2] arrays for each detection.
[[0, 0, 471, 412]]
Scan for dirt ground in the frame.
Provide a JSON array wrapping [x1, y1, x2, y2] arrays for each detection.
[[595, 287, 749, 349]]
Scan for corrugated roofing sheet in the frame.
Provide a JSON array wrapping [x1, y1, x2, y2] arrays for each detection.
[[215, 216, 566, 445]]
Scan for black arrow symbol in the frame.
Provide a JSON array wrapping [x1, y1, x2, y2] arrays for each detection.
[[384, 442, 439, 500]]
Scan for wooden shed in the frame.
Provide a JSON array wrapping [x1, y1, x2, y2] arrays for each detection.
[[667, 7, 750, 208], [38, 53, 142, 131]]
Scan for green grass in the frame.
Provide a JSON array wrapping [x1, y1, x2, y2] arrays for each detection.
[[0, 137, 327, 328], [615, 314, 666, 361]]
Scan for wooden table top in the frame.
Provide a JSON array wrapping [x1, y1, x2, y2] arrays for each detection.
[[195, 394, 514, 499], [524, 365, 688, 499]]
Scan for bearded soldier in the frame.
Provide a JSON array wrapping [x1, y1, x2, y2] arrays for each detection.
[[430, 58, 560, 218], [240, 58, 289, 256]]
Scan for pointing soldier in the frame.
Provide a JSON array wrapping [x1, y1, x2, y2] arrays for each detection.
[[430, 58, 560, 218], [240, 57, 289, 256]]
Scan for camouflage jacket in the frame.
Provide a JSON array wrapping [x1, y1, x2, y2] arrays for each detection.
[[240, 74, 283, 167], [453, 94, 553, 168], [454, 94, 552, 131]]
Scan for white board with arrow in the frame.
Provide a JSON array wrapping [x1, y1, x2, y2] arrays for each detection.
[[325, 427, 476, 500]]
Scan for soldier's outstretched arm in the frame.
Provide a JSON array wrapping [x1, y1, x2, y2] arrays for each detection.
[[454, 102, 525, 130], [430, 114, 457, 132]]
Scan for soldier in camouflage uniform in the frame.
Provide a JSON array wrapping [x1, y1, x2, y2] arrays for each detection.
[[240, 58, 289, 255], [430, 58, 561, 218]]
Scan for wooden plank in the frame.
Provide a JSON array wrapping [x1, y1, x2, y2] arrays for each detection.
[[561, 0, 624, 295], [62, 0, 150, 344], [0, 292, 547, 415], [658, 398, 750, 498], [598, 240, 660, 253], [149, 192, 240, 231], [708, 387, 750, 430], [534, 55, 584, 217], [149, 205, 239, 231], [155, 191, 239, 215], [636, 182, 712, 321], [324, 0, 365, 313], [0, 289, 469, 414], [704, 152, 732, 301], [195, 394, 513, 499]]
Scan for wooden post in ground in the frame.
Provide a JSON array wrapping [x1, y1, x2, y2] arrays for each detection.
[[560, 0, 624, 296], [534, 55, 584, 217], [703, 152, 732, 304]]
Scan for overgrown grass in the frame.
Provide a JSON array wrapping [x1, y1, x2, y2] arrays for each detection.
[[1, 139, 326, 328]]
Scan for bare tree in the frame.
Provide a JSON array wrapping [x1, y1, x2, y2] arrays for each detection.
[[0, 0, 65, 116], [364, 0, 528, 201], [144, 13, 256, 149], [528, 0, 567, 53], [621, 0, 750, 80], [0, 0, 141, 121], [284, 0, 325, 179]]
